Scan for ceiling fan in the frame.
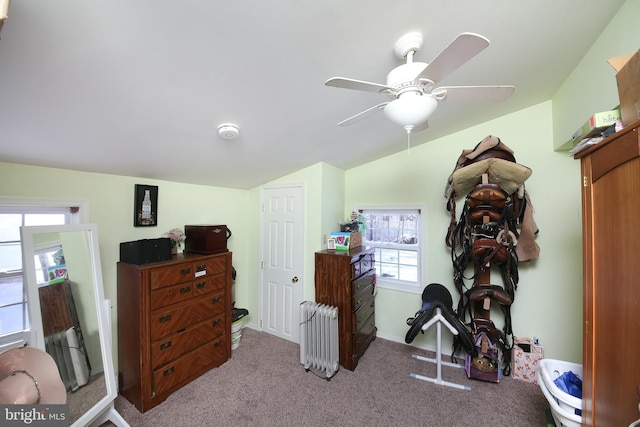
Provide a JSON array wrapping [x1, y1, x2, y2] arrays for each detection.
[[325, 32, 515, 135]]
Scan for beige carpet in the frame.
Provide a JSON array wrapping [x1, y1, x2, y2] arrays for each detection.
[[109, 327, 549, 426]]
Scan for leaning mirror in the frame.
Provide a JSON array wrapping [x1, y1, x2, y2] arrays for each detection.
[[21, 224, 128, 426]]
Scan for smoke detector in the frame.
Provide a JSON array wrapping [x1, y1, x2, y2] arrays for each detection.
[[218, 123, 239, 140]]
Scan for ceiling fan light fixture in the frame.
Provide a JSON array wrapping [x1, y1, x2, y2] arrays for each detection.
[[383, 92, 437, 128]]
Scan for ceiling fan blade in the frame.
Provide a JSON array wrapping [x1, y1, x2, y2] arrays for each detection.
[[417, 33, 490, 83], [337, 102, 388, 126], [325, 77, 395, 94], [434, 85, 515, 102]]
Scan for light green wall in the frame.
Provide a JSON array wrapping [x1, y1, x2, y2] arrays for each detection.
[[0, 163, 250, 369], [345, 101, 584, 363], [553, 0, 640, 150]]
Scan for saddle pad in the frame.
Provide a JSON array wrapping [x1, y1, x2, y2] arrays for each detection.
[[446, 158, 532, 199]]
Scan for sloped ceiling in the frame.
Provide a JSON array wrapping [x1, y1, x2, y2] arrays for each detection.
[[0, 1, 626, 189]]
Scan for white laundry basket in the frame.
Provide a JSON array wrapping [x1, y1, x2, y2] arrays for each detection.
[[231, 318, 244, 350], [537, 359, 582, 427]]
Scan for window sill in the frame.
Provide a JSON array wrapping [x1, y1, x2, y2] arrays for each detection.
[[375, 278, 422, 294]]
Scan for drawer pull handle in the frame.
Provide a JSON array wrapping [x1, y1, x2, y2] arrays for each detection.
[[180, 268, 191, 275], [212, 296, 222, 303], [163, 367, 175, 377], [159, 340, 172, 350], [180, 286, 191, 294], [213, 319, 222, 326], [213, 340, 223, 348], [196, 282, 207, 289], [159, 314, 172, 323], [197, 264, 207, 271]]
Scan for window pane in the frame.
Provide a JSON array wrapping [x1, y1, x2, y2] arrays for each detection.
[[380, 248, 398, 263], [378, 262, 398, 279], [399, 250, 417, 266], [0, 242, 23, 272], [0, 214, 22, 241], [25, 213, 66, 226], [0, 273, 28, 335], [0, 275, 24, 306], [0, 304, 28, 335], [398, 265, 418, 282]]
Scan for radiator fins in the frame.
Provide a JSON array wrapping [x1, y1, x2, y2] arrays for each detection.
[[44, 327, 90, 392], [299, 301, 339, 380]]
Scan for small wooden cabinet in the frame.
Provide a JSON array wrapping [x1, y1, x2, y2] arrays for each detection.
[[575, 120, 640, 426], [315, 247, 376, 371], [117, 252, 232, 412]]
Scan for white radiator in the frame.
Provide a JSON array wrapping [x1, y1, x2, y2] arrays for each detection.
[[299, 301, 339, 379], [44, 327, 90, 392]]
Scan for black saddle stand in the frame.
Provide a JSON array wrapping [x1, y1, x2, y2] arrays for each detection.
[[410, 307, 471, 391]]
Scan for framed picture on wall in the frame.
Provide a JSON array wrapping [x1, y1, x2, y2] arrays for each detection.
[[134, 184, 158, 227]]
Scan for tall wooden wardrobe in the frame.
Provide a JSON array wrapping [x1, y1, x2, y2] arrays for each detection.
[[575, 119, 640, 426]]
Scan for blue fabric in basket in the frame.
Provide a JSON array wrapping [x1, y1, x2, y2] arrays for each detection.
[[553, 370, 582, 416]]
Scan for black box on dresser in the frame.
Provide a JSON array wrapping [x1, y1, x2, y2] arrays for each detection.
[[119, 238, 172, 265]]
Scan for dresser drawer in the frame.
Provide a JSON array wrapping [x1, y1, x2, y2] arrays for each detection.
[[353, 312, 376, 359], [353, 283, 374, 312], [352, 269, 375, 299], [353, 295, 375, 331], [193, 257, 226, 278], [151, 282, 193, 310], [193, 273, 225, 297], [150, 263, 195, 290], [151, 315, 225, 369], [150, 292, 226, 340], [350, 251, 375, 278], [152, 337, 228, 397]]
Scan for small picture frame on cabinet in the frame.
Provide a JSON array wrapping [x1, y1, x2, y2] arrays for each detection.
[[134, 184, 158, 227], [327, 238, 336, 250]]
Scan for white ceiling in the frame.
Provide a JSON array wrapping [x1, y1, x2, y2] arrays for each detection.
[[0, 1, 626, 189]]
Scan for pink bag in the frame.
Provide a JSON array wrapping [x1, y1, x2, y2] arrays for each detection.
[[511, 336, 544, 384]]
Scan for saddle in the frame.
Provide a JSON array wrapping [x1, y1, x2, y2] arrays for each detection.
[[405, 283, 475, 356], [445, 135, 539, 262]]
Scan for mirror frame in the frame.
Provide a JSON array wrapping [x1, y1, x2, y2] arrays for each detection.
[[21, 223, 127, 427]]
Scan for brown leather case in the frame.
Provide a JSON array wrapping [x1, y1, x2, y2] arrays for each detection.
[[184, 225, 229, 254]]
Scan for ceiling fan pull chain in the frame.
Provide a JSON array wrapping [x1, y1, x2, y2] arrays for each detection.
[[404, 125, 414, 153]]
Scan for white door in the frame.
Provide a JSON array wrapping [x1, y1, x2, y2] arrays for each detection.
[[260, 184, 304, 343]]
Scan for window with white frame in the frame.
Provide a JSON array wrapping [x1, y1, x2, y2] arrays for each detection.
[[0, 204, 78, 350], [359, 208, 422, 292]]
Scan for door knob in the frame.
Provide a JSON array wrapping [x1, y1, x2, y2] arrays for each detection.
[[292, 276, 299, 283]]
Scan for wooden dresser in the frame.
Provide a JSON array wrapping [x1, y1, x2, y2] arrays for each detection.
[[117, 251, 232, 412], [315, 246, 376, 371], [575, 119, 640, 426]]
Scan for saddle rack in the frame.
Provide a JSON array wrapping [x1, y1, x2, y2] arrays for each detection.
[[410, 307, 471, 391]]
